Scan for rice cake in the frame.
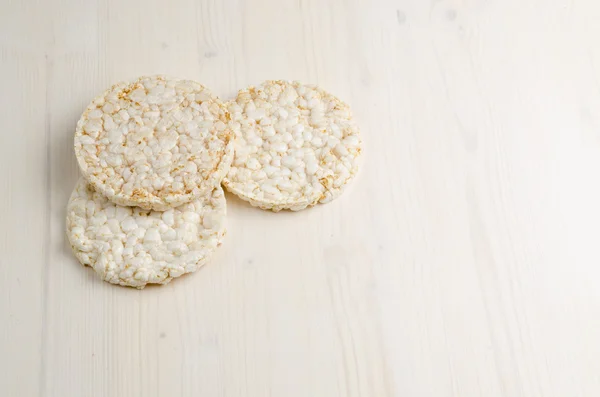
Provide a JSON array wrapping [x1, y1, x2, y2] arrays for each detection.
[[66, 178, 226, 289], [74, 75, 233, 211], [223, 80, 362, 211]]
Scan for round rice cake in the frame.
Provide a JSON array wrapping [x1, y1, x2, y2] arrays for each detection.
[[223, 80, 362, 211], [66, 178, 226, 289], [74, 75, 233, 211]]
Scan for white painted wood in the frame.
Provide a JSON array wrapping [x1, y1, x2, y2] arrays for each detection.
[[1, 0, 600, 395]]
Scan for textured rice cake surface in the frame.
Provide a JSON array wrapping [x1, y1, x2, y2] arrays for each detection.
[[223, 80, 362, 211], [66, 178, 226, 289], [74, 75, 233, 211]]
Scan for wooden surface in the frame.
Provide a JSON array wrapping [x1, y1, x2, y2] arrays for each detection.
[[1, 0, 600, 396]]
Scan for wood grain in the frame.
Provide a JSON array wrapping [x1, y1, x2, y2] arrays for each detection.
[[1, 0, 600, 396]]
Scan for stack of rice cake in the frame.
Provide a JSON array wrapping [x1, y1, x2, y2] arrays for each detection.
[[67, 75, 362, 288]]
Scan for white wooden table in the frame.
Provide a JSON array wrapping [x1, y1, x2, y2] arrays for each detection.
[[1, 0, 599, 396]]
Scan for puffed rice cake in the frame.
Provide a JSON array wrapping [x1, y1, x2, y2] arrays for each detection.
[[74, 75, 233, 211], [223, 80, 362, 211], [66, 178, 227, 289]]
